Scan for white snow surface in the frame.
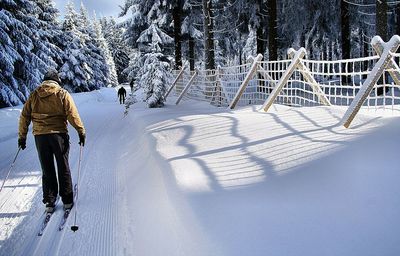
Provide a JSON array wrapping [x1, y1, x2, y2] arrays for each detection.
[[1, 87, 400, 256]]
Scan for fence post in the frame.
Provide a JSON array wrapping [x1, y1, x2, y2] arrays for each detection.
[[165, 64, 186, 99], [262, 48, 306, 112], [371, 37, 400, 86], [229, 53, 263, 109], [287, 49, 331, 106], [342, 35, 400, 128], [210, 66, 225, 106], [175, 69, 198, 105]]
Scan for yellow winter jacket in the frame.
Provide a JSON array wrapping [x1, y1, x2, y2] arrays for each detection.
[[19, 80, 85, 139]]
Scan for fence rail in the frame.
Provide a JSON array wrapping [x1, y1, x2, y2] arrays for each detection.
[[168, 35, 400, 128]]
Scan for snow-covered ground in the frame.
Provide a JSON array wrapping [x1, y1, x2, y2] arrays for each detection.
[[1, 87, 400, 256]]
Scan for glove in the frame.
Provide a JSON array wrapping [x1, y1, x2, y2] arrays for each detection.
[[78, 133, 86, 147], [18, 137, 26, 150]]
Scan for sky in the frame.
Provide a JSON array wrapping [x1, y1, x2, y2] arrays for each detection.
[[54, 0, 126, 20]]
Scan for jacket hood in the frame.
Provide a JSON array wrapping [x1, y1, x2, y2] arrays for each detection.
[[37, 80, 62, 98]]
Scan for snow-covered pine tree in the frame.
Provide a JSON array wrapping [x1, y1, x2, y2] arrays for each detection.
[[59, 1, 92, 92], [120, 0, 175, 90], [242, 29, 257, 60], [77, 4, 109, 89], [0, 2, 27, 107], [119, 2, 147, 48], [120, 0, 172, 48], [137, 24, 174, 108], [0, 0, 57, 107], [123, 49, 143, 86], [100, 17, 130, 83], [141, 47, 173, 108], [93, 14, 118, 87], [34, 0, 63, 70]]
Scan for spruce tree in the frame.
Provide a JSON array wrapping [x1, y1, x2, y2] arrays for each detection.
[[100, 17, 130, 83], [141, 48, 173, 108], [0, 0, 56, 107], [93, 14, 118, 87], [77, 4, 109, 89], [59, 1, 92, 92], [34, 0, 63, 69], [137, 24, 174, 107]]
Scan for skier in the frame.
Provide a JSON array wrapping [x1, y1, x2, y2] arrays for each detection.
[[18, 68, 86, 213], [118, 86, 127, 104], [130, 78, 135, 92]]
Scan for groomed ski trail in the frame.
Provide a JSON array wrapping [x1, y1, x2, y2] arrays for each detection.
[[1, 89, 213, 256]]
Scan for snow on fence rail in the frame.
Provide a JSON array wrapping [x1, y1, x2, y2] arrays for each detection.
[[168, 35, 400, 127]]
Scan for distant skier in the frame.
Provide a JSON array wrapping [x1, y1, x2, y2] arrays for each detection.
[[118, 86, 127, 104], [18, 68, 86, 213], [130, 78, 135, 92]]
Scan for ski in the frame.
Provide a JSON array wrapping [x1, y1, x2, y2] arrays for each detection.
[[58, 209, 72, 231], [58, 184, 78, 231], [37, 212, 54, 236], [37, 196, 60, 236]]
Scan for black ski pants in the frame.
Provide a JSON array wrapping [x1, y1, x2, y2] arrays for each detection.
[[119, 94, 125, 104], [35, 133, 73, 205]]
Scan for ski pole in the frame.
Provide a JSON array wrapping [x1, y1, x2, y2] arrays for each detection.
[[71, 145, 83, 232], [0, 147, 21, 192]]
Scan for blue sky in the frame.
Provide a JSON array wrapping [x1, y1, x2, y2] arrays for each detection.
[[54, 0, 125, 20]]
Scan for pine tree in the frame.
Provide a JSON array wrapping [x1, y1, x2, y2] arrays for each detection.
[[58, 2, 111, 92], [93, 14, 118, 87], [0, 3, 27, 107], [77, 4, 109, 89], [120, 0, 171, 48], [0, 0, 57, 107], [59, 1, 92, 92], [123, 49, 143, 85], [137, 23, 174, 107], [141, 49, 173, 108], [34, 0, 63, 69], [100, 17, 130, 83]]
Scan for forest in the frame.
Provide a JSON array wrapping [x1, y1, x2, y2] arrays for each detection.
[[0, 0, 399, 108]]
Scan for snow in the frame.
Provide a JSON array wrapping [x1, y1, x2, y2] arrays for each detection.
[[1, 87, 400, 255]]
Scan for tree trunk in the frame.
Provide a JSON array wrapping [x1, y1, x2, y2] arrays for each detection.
[[341, 0, 351, 60], [396, 3, 400, 37], [267, 0, 278, 60], [238, 33, 242, 65], [300, 29, 305, 48], [376, 0, 388, 95], [189, 36, 195, 71], [202, 0, 215, 70], [362, 33, 369, 79], [256, 0, 267, 56], [173, 0, 183, 69], [341, 0, 351, 84], [376, 0, 388, 41]]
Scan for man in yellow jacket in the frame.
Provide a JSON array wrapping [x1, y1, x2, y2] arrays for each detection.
[[18, 68, 86, 213]]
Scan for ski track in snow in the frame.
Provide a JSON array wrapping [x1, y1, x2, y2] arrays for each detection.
[[0, 91, 122, 256], [1, 87, 400, 255]]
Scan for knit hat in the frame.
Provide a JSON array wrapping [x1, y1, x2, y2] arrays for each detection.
[[43, 68, 61, 84]]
